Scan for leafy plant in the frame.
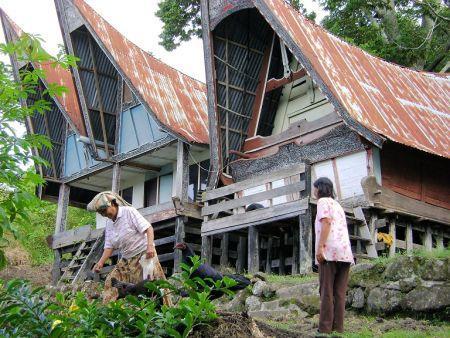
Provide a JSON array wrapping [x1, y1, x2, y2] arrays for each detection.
[[0, 256, 236, 337], [0, 34, 77, 269]]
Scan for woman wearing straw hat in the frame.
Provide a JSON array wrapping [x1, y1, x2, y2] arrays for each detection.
[[87, 191, 171, 305]]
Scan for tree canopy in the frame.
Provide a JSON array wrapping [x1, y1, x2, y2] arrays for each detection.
[[156, 0, 449, 71]]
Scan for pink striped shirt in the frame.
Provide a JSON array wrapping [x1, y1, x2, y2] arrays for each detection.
[[104, 206, 151, 259]]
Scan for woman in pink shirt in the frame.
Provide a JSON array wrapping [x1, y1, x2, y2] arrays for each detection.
[[314, 177, 354, 336]]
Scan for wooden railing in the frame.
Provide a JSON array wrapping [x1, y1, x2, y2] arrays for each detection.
[[201, 163, 309, 235]]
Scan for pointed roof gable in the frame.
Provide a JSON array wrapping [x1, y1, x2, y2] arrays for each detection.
[[0, 8, 86, 136], [254, 0, 450, 158], [71, 0, 209, 144]]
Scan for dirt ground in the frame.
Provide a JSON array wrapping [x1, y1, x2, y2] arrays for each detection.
[[0, 245, 52, 286]]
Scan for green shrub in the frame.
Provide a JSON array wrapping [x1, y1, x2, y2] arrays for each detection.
[[0, 256, 236, 337]]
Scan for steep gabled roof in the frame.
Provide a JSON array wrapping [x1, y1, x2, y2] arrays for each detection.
[[70, 0, 209, 144], [0, 8, 86, 136], [254, 0, 450, 158]]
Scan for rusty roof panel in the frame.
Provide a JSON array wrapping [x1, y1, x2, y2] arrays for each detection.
[[72, 0, 209, 144], [0, 9, 86, 136], [256, 0, 450, 158]]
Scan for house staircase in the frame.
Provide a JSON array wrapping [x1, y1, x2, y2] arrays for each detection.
[[345, 206, 378, 259]]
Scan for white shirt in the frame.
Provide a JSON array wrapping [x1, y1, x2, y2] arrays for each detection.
[[104, 206, 151, 259]]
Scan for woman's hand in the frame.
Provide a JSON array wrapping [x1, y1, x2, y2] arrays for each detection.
[[93, 261, 104, 272], [146, 244, 156, 259], [316, 246, 326, 264]]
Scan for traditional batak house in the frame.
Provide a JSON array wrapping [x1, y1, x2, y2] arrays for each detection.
[[199, 0, 450, 274], [1, 0, 210, 285]]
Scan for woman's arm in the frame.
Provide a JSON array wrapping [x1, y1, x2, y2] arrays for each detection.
[[93, 248, 114, 272], [316, 217, 331, 264], [145, 226, 156, 258]]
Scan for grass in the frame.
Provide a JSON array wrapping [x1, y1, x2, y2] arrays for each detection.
[[367, 247, 450, 267]]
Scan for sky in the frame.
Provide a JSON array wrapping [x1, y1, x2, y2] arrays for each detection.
[[0, 0, 326, 82]]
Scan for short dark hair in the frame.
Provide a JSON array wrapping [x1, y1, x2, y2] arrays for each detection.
[[313, 177, 335, 199]]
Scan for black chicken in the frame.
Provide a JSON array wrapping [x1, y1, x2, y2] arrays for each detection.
[[173, 242, 250, 299]]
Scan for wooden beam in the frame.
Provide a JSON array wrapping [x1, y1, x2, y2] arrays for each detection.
[[362, 176, 450, 225], [123, 161, 160, 172], [265, 68, 307, 93], [291, 225, 299, 274], [202, 198, 309, 235], [248, 226, 259, 273], [202, 180, 306, 216], [55, 184, 70, 234], [203, 163, 305, 201], [247, 33, 275, 137]]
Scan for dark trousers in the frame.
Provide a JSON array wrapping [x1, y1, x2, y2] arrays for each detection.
[[318, 261, 350, 333]]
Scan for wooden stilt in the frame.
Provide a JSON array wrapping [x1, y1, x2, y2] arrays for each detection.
[[406, 223, 413, 253], [279, 234, 286, 275], [220, 233, 229, 267], [265, 236, 273, 273], [299, 211, 312, 274], [53, 183, 70, 285], [389, 219, 396, 257], [111, 163, 121, 193], [424, 226, 432, 251], [201, 235, 212, 265], [236, 236, 246, 273], [248, 226, 260, 273], [436, 232, 444, 249], [174, 217, 185, 272], [292, 225, 299, 274]]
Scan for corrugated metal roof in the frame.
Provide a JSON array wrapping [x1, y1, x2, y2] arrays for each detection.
[[255, 0, 450, 158], [0, 9, 86, 136], [72, 0, 209, 144]]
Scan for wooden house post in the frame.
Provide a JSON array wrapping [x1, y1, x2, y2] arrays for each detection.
[[53, 183, 70, 284], [112, 163, 121, 193], [299, 163, 312, 274], [174, 140, 189, 272], [248, 226, 260, 273]]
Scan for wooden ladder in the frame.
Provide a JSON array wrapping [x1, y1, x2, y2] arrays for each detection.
[[347, 207, 378, 258], [57, 234, 105, 285]]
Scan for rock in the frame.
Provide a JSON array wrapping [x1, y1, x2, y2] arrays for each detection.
[[245, 295, 262, 311], [260, 299, 280, 311], [275, 281, 319, 300], [350, 287, 365, 309], [222, 289, 248, 312], [252, 281, 267, 297], [351, 263, 375, 274], [249, 304, 307, 320], [421, 259, 448, 281], [383, 256, 425, 281], [366, 287, 403, 314], [262, 285, 276, 299], [349, 263, 384, 288], [382, 281, 401, 291], [402, 284, 450, 312], [398, 277, 419, 293]]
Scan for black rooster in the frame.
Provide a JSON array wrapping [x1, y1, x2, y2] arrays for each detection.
[[173, 242, 250, 299]]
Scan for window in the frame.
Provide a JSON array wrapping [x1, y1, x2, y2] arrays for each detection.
[[143, 173, 174, 207], [188, 160, 210, 202], [120, 186, 133, 204]]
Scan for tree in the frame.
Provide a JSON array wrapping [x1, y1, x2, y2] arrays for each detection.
[[0, 34, 76, 268], [156, 0, 449, 71], [318, 0, 450, 71], [155, 0, 315, 51]]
